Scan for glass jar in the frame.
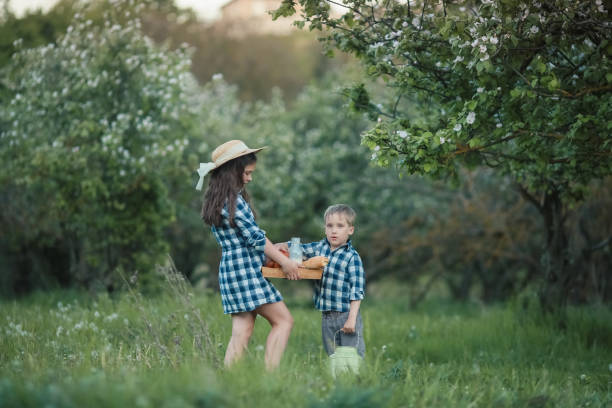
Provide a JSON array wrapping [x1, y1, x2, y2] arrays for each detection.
[[289, 237, 303, 262]]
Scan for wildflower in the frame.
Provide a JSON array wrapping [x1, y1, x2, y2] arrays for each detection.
[[496, 123, 502, 128], [454, 123, 462, 132], [397, 130, 408, 139], [104, 313, 119, 322], [466, 112, 476, 124], [477, 87, 484, 93], [530, 26, 539, 34], [440, 137, 446, 144]]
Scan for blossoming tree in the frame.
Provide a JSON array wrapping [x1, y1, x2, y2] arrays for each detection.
[[0, 12, 197, 290], [274, 0, 612, 308]]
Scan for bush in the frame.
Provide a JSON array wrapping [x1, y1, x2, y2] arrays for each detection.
[[0, 14, 198, 293]]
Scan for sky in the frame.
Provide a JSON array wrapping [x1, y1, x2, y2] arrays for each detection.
[[8, 0, 232, 20]]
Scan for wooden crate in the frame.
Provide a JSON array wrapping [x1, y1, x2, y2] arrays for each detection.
[[261, 267, 323, 279]]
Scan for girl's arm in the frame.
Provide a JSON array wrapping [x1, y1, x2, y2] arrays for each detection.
[[264, 238, 300, 280]]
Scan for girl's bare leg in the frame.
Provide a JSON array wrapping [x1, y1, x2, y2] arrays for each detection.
[[255, 301, 294, 371], [224, 311, 256, 367]]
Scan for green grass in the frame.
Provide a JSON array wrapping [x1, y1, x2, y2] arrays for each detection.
[[1, 274, 611, 407]]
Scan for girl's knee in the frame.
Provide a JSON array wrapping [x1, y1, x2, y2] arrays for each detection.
[[232, 328, 253, 346], [272, 311, 293, 332], [232, 320, 255, 342], [281, 312, 294, 331]]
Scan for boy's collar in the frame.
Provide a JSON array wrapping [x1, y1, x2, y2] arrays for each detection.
[[325, 238, 352, 251]]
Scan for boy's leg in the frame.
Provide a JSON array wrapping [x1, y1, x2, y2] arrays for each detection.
[[321, 311, 344, 356]]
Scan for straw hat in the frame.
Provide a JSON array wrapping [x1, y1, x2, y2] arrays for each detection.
[[195, 140, 265, 190]]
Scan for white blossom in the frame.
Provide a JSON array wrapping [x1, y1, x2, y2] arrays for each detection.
[[453, 123, 462, 132], [466, 111, 476, 124]]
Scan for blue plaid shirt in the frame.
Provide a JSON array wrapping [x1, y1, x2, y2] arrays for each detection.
[[212, 194, 282, 314], [301, 239, 365, 312]]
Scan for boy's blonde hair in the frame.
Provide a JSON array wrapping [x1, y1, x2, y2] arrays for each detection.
[[324, 204, 356, 226]]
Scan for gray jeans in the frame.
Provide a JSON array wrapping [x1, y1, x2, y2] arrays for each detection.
[[321, 310, 365, 358]]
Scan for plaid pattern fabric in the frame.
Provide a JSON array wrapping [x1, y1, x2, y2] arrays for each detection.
[[302, 239, 365, 312], [212, 194, 282, 314]]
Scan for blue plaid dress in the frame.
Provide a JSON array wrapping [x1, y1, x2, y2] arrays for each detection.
[[212, 194, 282, 314], [301, 239, 365, 312]]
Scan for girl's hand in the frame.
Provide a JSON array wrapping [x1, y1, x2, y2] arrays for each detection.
[[341, 318, 356, 334], [274, 242, 289, 252], [280, 258, 301, 280]]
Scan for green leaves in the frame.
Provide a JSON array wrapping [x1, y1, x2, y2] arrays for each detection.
[[271, 0, 297, 20], [0, 14, 197, 288], [285, 0, 611, 206]]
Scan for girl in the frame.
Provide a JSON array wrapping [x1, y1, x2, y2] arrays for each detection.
[[197, 139, 300, 370]]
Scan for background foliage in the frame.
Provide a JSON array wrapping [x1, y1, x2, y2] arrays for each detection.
[[0, 7, 196, 291], [0, 0, 610, 308], [275, 0, 612, 307]]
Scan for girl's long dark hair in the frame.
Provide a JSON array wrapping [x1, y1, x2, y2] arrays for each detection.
[[201, 153, 257, 227]]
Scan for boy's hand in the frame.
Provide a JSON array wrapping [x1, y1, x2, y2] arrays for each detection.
[[341, 317, 357, 334], [280, 258, 301, 280]]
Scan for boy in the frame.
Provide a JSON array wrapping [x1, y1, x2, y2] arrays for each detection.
[[283, 204, 366, 358]]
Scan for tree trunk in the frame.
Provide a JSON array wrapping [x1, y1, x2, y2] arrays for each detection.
[[538, 189, 571, 311], [518, 186, 571, 312]]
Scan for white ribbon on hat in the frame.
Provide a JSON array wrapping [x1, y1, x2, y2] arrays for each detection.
[[195, 162, 216, 190]]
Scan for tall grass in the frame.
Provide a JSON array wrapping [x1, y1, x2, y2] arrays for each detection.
[[1, 267, 611, 407]]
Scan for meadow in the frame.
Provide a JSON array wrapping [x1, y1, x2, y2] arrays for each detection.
[[1, 266, 611, 408]]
